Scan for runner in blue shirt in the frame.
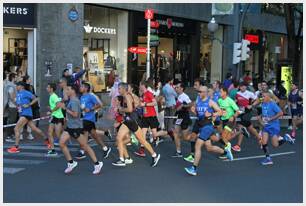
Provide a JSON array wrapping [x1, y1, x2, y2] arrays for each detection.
[[78, 82, 111, 159], [7, 82, 49, 154], [260, 91, 295, 165]]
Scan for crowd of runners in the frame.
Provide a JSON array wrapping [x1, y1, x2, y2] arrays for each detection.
[[4, 69, 302, 176]]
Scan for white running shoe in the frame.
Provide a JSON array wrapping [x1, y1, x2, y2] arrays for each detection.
[[27, 134, 34, 140], [125, 158, 133, 164], [93, 162, 103, 175], [64, 161, 78, 174]]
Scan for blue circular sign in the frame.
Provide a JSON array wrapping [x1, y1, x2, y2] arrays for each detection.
[[68, 8, 79, 22]]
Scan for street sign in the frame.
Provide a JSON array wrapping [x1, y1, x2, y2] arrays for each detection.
[[150, 21, 160, 28], [150, 41, 160, 47], [245, 34, 259, 44], [145, 9, 154, 20], [149, 35, 159, 41], [128, 47, 147, 54]]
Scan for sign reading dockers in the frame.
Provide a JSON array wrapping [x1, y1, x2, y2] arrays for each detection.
[[84, 24, 116, 35]]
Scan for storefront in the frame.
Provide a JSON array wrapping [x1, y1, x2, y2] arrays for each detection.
[[128, 11, 200, 86], [3, 3, 36, 85], [83, 4, 128, 92]]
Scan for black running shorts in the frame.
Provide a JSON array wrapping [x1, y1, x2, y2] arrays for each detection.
[[140, 116, 159, 129]]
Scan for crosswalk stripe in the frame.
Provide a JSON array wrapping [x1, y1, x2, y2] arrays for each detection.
[[3, 145, 80, 152], [3, 151, 63, 158], [4, 158, 46, 165], [4, 167, 25, 174]]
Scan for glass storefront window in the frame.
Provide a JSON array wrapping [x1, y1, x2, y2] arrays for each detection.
[[83, 5, 128, 92]]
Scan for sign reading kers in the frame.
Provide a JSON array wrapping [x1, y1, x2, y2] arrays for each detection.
[[145, 9, 154, 20], [3, 3, 35, 27]]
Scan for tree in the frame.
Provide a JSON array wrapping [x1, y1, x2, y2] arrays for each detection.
[[284, 3, 303, 87]]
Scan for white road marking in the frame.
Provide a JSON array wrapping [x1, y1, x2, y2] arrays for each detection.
[[3, 145, 79, 152], [224, 151, 296, 162], [4, 167, 25, 174], [4, 159, 46, 165], [3, 152, 63, 158]]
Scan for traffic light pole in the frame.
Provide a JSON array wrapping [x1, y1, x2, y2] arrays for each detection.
[[146, 18, 151, 80]]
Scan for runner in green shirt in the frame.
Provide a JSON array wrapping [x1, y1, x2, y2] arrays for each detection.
[[46, 83, 65, 157], [217, 87, 240, 159]]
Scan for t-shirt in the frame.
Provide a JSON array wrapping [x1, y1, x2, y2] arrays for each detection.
[[49, 93, 64, 119], [176, 92, 192, 118], [80, 93, 99, 123], [143, 90, 157, 117], [218, 96, 239, 120], [229, 88, 238, 101], [236, 90, 257, 111], [196, 97, 214, 121], [162, 83, 177, 107], [16, 89, 35, 117], [66, 97, 82, 129], [262, 101, 281, 128], [213, 91, 221, 103]]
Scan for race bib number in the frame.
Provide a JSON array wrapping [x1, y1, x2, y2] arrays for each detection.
[[175, 119, 183, 125], [239, 107, 245, 113]]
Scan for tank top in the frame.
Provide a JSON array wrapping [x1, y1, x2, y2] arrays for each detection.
[[123, 93, 139, 122]]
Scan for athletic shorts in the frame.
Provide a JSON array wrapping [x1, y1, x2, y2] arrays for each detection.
[[222, 119, 235, 132], [140, 116, 159, 129], [21, 115, 33, 121], [50, 116, 64, 125], [65, 128, 83, 139], [192, 120, 200, 134], [263, 125, 280, 137], [238, 112, 252, 128], [82, 120, 96, 132], [123, 119, 139, 133], [199, 124, 215, 141], [291, 108, 303, 117], [175, 116, 192, 130]]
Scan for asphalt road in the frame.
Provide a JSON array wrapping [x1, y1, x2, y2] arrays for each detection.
[[3, 124, 303, 203]]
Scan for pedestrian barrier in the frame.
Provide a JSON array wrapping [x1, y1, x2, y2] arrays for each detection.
[[164, 115, 293, 121], [3, 116, 51, 128]]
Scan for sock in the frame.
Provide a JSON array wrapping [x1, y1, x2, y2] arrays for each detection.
[[94, 161, 99, 165], [152, 153, 157, 158], [191, 141, 195, 154], [119, 157, 124, 162], [68, 160, 73, 164], [103, 146, 108, 151], [262, 144, 270, 158], [278, 139, 286, 146]]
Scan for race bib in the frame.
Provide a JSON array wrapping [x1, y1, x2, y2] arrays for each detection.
[[175, 119, 183, 125]]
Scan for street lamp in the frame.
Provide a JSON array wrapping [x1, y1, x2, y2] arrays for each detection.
[[207, 17, 219, 33]]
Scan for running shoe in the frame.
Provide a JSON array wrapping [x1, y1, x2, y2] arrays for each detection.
[[134, 147, 146, 157], [75, 151, 86, 160], [260, 157, 273, 165], [5, 136, 15, 143], [20, 134, 24, 140], [151, 154, 161, 167], [171, 152, 183, 158], [104, 130, 113, 140], [7, 146, 20, 153], [103, 147, 112, 159], [241, 127, 250, 138], [93, 162, 103, 175], [125, 158, 133, 164], [112, 159, 126, 167], [225, 148, 234, 161], [27, 134, 35, 140], [44, 139, 52, 149], [184, 154, 195, 163], [64, 161, 78, 174], [283, 133, 295, 144], [46, 150, 58, 157], [219, 154, 228, 160], [126, 142, 132, 146], [184, 166, 197, 176], [153, 138, 164, 147], [54, 137, 59, 146], [232, 145, 241, 152], [224, 142, 232, 151]]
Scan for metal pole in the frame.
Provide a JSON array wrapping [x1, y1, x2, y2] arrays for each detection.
[[146, 18, 151, 80]]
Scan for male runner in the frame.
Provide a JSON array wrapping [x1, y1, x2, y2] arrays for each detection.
[[7, 82, 49, 153], [59, 85, 103, 174], [184, 86, 233, 176]]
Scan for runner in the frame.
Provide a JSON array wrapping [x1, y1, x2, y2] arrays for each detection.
[[7, 82, 49, 153], [288, 83, 303, 138], [217, 86, 240, 159], [78, 82, 111, 159], [59, 85, 103, 174], [259, 91, 295, 165], [172, 82, 193, 158], [112, 82, 161, 167], [232, 82, 262, 152], [46, 83, 64, 156], [184, 86, 233, 176]]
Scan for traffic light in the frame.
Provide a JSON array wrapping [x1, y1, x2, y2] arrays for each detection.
[[241, 39, 251, 61], [150, 21, 160, 47], [232, 42, 242, 64]]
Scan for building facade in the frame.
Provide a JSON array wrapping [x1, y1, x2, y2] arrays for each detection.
[[3, 3, 298, 110]]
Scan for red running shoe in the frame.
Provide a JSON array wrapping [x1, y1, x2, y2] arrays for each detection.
[[134, 147, 146, 157], [7, 146, 20, 153]]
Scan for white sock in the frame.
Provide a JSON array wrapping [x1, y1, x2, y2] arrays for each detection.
[[152, 153, 157, 158], [120, 157, 124, 162], [103, 146, 108, 151]]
